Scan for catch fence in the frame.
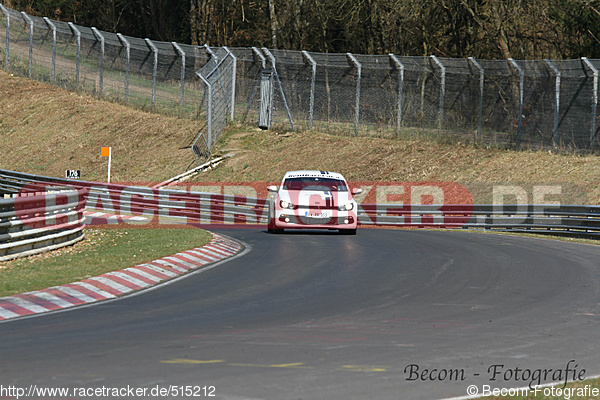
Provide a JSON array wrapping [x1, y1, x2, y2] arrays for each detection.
[[1, 3, 600, 152]]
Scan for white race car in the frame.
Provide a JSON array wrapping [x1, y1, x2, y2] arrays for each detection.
[[267, 170, 362, 234]]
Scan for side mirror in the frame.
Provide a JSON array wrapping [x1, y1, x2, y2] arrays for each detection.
[[352, 188, 363, 195], [267, 185, 279, 192]]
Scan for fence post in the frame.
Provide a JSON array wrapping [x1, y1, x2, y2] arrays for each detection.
[[196, 71, 213, 146], [145, 38, 158, 107], [508, 58, 524, 148], [68, 23, 81, 85], [224, 46, 236, 122], [43, 17, 56, 83], [468, 57, 484, 142], [20, 12, 33, 79], [302, 50, 317, 129], [252, 46, 266, 69], [389, 54, 404, 134], [346, 53, 361, 136], [117, 33, 130, 101], [545, 59, 561, 148], [244, 47, 267, 119], [0, 4, 9, 69], [204, 43, 217, 60], [91, 27, 104, 95], [582, 57, 598, 148], [171, 42, 186, 115], [430, 55, 446, 130]]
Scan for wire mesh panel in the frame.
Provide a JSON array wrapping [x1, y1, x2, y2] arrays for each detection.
[[437, 57, 480, 140], [194, 47, 235, 150], [0, 7, 7, 69], [2, 2, 600, 151], [515, 60, 555, 148], [354, 54, 398, 136], [269, 49, 312, 130]]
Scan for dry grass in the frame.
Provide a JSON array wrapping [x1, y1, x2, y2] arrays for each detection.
[[207, 125, 598, 204]]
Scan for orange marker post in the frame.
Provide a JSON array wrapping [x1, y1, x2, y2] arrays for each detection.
[[100, 147, 112, 183]]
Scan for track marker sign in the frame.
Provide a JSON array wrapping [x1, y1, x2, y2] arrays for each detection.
[[65, 169, 81, 179], [100, 147, 112, 183]]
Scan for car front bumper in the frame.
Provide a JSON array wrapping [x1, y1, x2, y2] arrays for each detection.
[[272, 210, 357, 230]]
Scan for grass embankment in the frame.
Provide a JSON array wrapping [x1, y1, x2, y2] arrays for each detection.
[[0, 227, 212, 297], [206, 125, 600, 204], [0, 71, 200, 182]]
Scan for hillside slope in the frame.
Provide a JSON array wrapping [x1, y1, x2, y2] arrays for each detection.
[[0, 71, 200, 182], [204, 126, 598, 204], [1, 70, 599, 203]]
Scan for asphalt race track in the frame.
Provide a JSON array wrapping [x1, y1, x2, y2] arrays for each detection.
[[1, 228, 600, 400]]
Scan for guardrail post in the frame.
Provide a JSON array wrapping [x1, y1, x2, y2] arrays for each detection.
[[508, 58, 524, 148], [389, 54, 404, 134], [224, 46, 237, 122], [302, 50, 317, 129], [468, 57, 484, 142], [545, 59, 561, 148], [117, 34, 130, 101], [346, 53, 361, 136], [43, 17, 56, 83], [145, 38, 158, 107], [0, 4, 9, 69], [91, 27, 104, 94], [68, 23, 81, 85], [430, 55, 446, 130], [582, 57, 598, 148], [20, 12, 33, 78]]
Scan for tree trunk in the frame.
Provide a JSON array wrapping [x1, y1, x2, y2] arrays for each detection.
[[269, 0, 278, 48]]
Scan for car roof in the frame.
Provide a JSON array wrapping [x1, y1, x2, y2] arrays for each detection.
[[282, 170, 346, 181]]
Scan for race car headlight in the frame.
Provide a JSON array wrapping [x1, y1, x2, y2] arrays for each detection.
[[338, 202, 354, 211], [280, 200, 294, 209]]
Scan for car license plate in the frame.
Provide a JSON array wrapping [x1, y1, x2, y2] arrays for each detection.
[[305, 211, 331, 218]]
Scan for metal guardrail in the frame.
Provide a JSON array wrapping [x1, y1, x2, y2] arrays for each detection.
[[0, 169, 269, 226], [0, 188, 88, 261], [1, 169, 600, 239], [359, 204, 600, 237]]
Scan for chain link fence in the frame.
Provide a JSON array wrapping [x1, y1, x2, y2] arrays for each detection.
[[1, 3, 600, 153]]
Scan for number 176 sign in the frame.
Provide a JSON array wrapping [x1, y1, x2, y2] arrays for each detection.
[[65, 169, 81, 179]]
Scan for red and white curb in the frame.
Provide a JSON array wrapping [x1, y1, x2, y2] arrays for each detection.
[[0, 233, 243, 321]]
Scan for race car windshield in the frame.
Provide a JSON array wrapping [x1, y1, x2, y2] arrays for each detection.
[[283, 177, 348, 192]]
